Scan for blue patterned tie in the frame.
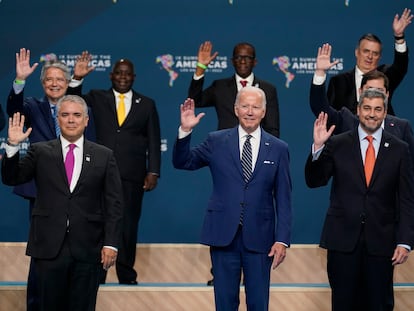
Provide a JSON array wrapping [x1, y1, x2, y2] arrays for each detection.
[[241, 134, 253, 182], [51, 105, 60, 137]]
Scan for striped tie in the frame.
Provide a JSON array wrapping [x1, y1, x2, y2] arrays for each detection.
[[241, 134, 253, 182]]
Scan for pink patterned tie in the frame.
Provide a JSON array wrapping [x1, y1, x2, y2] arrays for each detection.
[[65, 144, 76, 185]]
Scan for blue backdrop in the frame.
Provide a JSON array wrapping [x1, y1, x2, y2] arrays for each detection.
[[0, 0, 412, 243]]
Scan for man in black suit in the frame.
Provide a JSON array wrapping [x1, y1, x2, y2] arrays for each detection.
[[6, 48, 96, 311], [310, 43, 414, 163], [2, 95, 123, 311], [68, 53, 161, 284], [188, 41, 280, 137], [305, 90, 414, 310], [327, 8, 413, 115]]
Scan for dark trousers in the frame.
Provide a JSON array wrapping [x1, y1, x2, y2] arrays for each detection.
[[210, 226, 272, 311], [327, 228, 394, 311], [115, 179, 144, 283], [34, 235, 101, 311]]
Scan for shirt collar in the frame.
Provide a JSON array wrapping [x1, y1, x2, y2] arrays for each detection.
[[235, 73, 254, 86], [113, 89, 133, 99], [238, 125, 261, 141], [60, 135, 84, 149], [358, 125, 382, 143]]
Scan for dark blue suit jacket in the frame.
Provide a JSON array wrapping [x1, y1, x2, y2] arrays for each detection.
[[310, 81, 414, 165], [173, 127, 292, 253], [6, 88, 96, 198]]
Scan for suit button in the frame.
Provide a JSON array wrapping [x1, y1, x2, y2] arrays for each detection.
[[116, 129, 120, 133]]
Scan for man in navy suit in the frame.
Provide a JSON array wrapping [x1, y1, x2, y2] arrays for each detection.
[[2, 95, 122, 311], [327, 8, 413, 115], [173, 87, 292, 310], [305, 90, 414, 310], [6, 48, 95, 311], [310, 43, 414, 163], [188, 41, 280, 137], [68, 52, 161, 285]]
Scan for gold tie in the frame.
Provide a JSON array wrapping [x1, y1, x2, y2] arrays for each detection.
[[117, 94, 126, 126], [364, 135, 375, 186]]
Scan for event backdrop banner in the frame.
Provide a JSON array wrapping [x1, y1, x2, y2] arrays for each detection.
[[0, 0, 412, 243]]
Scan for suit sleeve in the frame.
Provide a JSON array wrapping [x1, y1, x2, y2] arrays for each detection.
[[310, 81, 342, 129], [188, 76, 216, 108], [274, 144, 292, 245], [2, 146, 36, 186], [7, 88, 32, 128], [304, 143, 334, 188], [102, 152, 123, 248], [396, 142, 414, 248], [146, 101, 161, 175], [401, 119, 414, 169]]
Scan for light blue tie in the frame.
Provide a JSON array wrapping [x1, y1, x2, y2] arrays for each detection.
[[51, 105, 60, 137]]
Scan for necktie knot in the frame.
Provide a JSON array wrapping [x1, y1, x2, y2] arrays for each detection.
[[240, 80, 248, 88]]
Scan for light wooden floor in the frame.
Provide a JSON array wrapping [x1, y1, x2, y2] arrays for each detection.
[[1, 243, 414, 311]]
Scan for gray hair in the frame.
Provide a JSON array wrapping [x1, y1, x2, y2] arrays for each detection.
[[56, 95, 89, 116], [358, 88, 388, 111], [234, 86, 267, 108], [40, 61, 71, 82]]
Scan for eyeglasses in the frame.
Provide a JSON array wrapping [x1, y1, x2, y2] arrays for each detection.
[[233, 55, 255, 62]]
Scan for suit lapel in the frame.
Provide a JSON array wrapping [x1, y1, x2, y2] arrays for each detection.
[[51, 139, 69, 188], [72, 140, 93, 193], [369, 132, 391, 186], [251, 131, 271, 180], [349, 130, 367, 187]]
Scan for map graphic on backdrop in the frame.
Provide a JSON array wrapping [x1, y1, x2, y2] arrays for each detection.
[[273, 55, 344, 88], [156, 54, 228, 87]]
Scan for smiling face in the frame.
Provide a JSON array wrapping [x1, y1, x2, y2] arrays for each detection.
[[42, 67, 69, 103], [57, 99, 89, 142], [234, 88, 266, 133], [110, 59, 136, 94], [357, 96, 387, 135]]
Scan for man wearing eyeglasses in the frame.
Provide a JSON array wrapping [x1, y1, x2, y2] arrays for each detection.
[[188, 41, 280, 138]]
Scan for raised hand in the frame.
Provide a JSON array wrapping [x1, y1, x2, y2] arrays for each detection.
[[313, 112, 335, 150], [16, 48, 39, 81], [393, 8, 413, 37], [8, 112, 32, 145], [315, 43, 339, 76], [180, 98, 205, 132], [197, 41, 219, 66], [73, 51, 95, 80]]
